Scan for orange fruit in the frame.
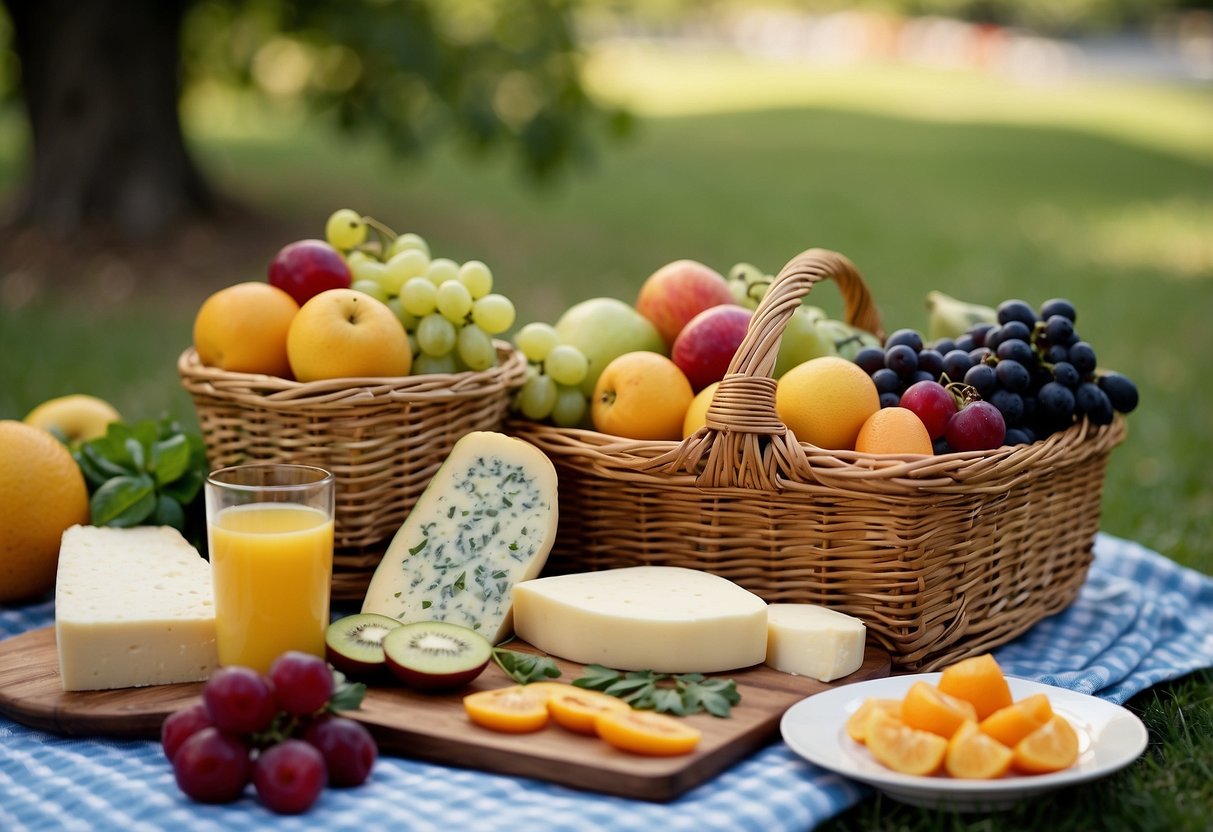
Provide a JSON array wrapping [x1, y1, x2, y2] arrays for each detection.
[[0, 421, 90, 602], [682, 381, 720, 438], [193, 282, 299, 377], [979, 694, 1053, 748], [865, 708, 948, 776], [463, 686, 551, 733], [594, 710, 701, 756], [845, 698, 903, 744], [945, 719, 1014, 779], [775, 356, 880, 450], [1013, 715, 1080, 774], [938, 654, 1014, 721], [547, 687, 633, 735], [900, 681, 978, 739], [591, 351, 693, 440], [854, 407, 933, 456]]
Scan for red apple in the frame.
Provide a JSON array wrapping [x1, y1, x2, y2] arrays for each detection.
[[635, 260, 734, 347], [671, 305, 753, 392], [268, 239, 353, 306]]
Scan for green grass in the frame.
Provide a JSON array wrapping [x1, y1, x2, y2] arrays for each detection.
[[1, 50, 1211, 830]]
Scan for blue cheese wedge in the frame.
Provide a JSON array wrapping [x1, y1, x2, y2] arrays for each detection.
[[361, 431, 558, 644], [55, 525, 219, 691]]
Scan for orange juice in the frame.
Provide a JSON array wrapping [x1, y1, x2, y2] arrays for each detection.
[[209, 503, 333, 673]]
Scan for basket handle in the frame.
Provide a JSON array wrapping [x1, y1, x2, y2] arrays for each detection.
[[661, 248, 884, 489]]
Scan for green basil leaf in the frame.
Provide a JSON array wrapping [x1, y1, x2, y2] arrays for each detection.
[[132, 419, 159, 457], [81, 441, 136, 478], [124, 437, 146, 472], [161, 469, 203, 504], [91, 474, 157, 527], [572, 664, 623, 691], [73, 447, 116, 487], [491, 647, 561, 685], [149, 434, 190, 485], [97, 422, 134, 465], [151, 494, 186, 531], [327, 669, 366, 712]]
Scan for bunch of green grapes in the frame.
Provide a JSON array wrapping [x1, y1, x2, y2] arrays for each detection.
[[324, 209, 516, 374], [511, 323, 590, 428]]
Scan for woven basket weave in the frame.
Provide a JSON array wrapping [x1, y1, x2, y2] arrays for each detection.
[[179, 343, 527, 600], [509, 249, 1126, 671]]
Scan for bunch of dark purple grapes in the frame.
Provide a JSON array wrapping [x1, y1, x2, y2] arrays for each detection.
[[854, 298, 1138, 449]]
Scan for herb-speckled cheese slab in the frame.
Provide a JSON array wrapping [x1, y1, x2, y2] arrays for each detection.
[[361, 431, 558, 644]]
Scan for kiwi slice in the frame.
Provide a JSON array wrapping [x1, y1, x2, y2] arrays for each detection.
[[382, 621, 493, 692], [325, 613, 403, 677]]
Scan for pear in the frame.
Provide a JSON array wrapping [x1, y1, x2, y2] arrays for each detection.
[[926, 291, 998, 342]]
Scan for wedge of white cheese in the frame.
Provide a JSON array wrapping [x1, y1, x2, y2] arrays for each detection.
[[55, 525, 219, 691], [764, 604, 866, 682], [512, 566, 769, 673], [362, 431, 558, 644]]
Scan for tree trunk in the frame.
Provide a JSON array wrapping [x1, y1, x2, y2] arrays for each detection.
[[5, 0, 212, 241]]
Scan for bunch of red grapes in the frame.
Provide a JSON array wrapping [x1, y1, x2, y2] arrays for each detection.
[[162, 651, 377, 814]]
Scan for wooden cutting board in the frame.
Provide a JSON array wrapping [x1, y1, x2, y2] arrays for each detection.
[[0, 627, 889, 801]]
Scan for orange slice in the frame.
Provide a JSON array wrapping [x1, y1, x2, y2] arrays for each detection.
[[945, 719, 1014, 779], [979, 694, 1052, 748], [845, 698, 903, 744], [1013, 714, 1079, 774], [547, 687, 633, 735], [865, 708, 948, 776], [463, 685, 550, 733], [900, 681, 978, 739], [594, 710, 701, 756], [938, 654, 1014, 721]]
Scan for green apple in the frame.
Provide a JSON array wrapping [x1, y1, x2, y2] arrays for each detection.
[[773, 307, 838, 378], [554, 298, 666, 396]]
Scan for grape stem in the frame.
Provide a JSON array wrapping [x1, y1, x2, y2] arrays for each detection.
[[361, 216, 400, 256]]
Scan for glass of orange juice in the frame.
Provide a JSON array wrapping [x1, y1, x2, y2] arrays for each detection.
[[205, 464, 335, 673]]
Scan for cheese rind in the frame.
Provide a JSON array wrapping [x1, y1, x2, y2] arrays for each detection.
[[764, 604, 866, 682], [55, 525, 219, 691], [362, 431, 558, 644], [512, 566, 768, 673]]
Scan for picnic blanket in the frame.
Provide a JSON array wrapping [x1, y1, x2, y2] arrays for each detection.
[[2, 532, 1210, 832]]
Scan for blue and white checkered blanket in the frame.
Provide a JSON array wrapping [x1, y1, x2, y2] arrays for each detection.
[[2, 533, 1210, 832]]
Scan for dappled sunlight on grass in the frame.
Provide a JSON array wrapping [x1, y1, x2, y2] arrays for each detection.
[[1019, 198, 1213, 279], [583, 41, 1213, 164]]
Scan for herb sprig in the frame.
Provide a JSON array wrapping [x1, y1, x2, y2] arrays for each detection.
[[492, 646, 562, 685], [573, 665, 741, 718]]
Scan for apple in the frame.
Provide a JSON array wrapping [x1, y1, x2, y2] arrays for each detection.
[[773, 307, 839, 378], [287, 288, 411, 382], [591, 352, 693, 441], [554, 298, 666, 396], [635, 260, 734, 347], [269, 239, 353, 306], [671, 305, 752, 392], [23, 394, 121, 443]]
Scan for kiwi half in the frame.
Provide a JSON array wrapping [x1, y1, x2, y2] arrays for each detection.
[[325, 613, 403, 677], [382, 621, 493, 692]]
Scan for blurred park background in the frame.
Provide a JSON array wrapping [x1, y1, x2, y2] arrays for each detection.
[[0, 2, 1210, 824]]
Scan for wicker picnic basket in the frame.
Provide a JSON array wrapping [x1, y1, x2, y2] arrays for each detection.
[[509, 248, 1126, 671], [179, 342, 527, 600]]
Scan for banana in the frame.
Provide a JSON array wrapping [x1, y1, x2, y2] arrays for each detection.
[[925, 290, 997, 342]]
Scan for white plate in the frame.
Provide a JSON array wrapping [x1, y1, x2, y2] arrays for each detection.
[[780, 673, 1148, 811]]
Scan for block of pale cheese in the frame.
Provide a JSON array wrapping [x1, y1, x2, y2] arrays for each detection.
[[512, 566, 768, 673], [764, 604, 866, 682], [362, 431, 558, 644], [55, 525, 219, 691]]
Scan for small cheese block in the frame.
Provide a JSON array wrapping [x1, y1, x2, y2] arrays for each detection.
[[764, 604, 866, 682], [362, 431, 558, 644], [512, 566, 768, 674], [55, 525, 219, 691]]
